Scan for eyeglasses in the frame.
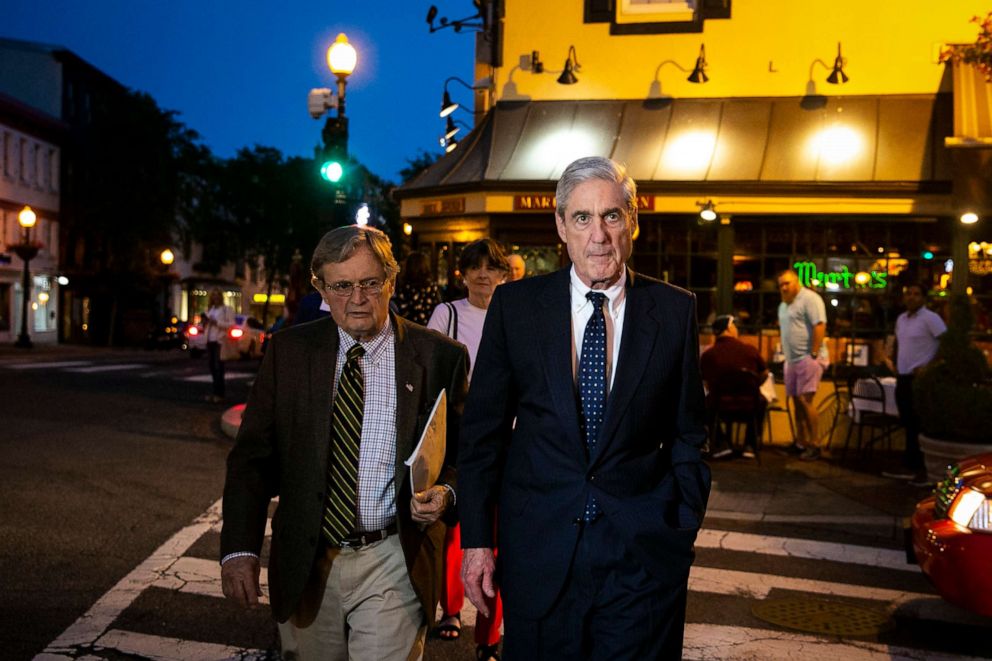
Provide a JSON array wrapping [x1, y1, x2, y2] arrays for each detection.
[[313, 276, 386, 297]]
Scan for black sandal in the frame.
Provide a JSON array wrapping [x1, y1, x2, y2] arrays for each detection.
[[434, 612, 461, 640], [477, 643, 501, 661]]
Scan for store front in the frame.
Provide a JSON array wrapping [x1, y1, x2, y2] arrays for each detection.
[[397, 93, 990, 358]]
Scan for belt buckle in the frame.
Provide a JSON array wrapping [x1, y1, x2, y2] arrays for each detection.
[[338, 535, 364, 549]]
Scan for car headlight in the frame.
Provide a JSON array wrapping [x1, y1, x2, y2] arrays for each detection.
[[948, 487, 992, 533]]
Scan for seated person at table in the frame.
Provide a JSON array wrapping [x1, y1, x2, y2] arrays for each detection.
[[701, 315, 769, 459]]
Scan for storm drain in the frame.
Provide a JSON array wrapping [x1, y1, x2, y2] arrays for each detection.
[[751, 597, 892, 637]]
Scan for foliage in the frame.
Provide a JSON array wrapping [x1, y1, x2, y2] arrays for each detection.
[[939, 12, 992, 80], [399, 150, 442, 183], [914, 295, 992, 442]]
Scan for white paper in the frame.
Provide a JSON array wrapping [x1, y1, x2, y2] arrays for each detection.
[[404, 389, 446, 493]]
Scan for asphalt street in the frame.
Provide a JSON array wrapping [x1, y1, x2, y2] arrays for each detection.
[[1, 344, 989, 660]]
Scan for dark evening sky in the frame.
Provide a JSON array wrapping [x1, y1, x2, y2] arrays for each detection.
[[3, 0, 476, 181]]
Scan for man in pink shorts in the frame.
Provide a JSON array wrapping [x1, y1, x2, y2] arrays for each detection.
[[777, 269, 827, 460]]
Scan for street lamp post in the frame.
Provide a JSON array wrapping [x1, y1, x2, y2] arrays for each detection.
[[322, 34, 357, 226], [159, 249, 175, 320], [12, 206, 39, 349]]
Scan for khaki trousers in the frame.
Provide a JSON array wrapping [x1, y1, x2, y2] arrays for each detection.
[[280, 534, 426, 661]]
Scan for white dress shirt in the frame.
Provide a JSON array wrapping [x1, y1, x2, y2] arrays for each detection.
[[569, 266, 628, 392]]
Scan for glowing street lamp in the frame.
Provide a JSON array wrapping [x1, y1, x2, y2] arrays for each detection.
[[12, 206, 40, 348]]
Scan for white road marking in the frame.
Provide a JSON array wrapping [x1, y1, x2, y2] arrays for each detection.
[[689, 565, 928, 603], [94, 629, 265, 661], [683, 623, 986, 660], [152, 556, 269, 603], [705, 509, 901, 527], [695, 529, 914, 572], [5, 360, 93, 369], [181, 371, 256, 383], [64, 364, 147, 374], [39, 499, 224, 656]]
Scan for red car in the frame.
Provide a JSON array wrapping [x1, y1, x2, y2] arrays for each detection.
[[911, 452, 992, 617]]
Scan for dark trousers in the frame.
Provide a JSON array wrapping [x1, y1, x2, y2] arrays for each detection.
[[895, 374, 923, 471], [502, 516, 687, 660], [207, 341, 225, 397]]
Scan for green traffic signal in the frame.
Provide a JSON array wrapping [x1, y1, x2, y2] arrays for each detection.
[[320, 160, 344, 183]]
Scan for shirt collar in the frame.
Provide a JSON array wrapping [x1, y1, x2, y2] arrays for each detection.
[[337, 319, 393, 362], [569, 265, 627, 315]]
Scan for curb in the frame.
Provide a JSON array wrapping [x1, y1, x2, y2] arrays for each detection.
[[220, 404, 246, 439]]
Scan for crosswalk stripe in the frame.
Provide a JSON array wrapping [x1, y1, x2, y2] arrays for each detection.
[[40, 499, 223, 655], [705, 509, 902, 527], [5, 360, 93, 369], [151, 556, 269, 602], [695, 529, 913, 572], [682, 623, 987, 660], [181, 372, 256, 383], [64, 364, 147, 374], [93, 629, 265, 661]]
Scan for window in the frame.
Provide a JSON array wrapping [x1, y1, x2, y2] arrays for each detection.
[[34, 143, 42, 189], [1, 131, 10, 179], [18, 137, 27, 183]]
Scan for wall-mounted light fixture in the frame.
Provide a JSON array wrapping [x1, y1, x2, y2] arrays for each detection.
[[439, 117, 472, 151], [961, 211, 980, 225], [439, 76, 488, 117], [557, 46, 580, 85], [698, 200, 718, 222], [530, 46, 581, 84], [826, 42, 850, 84], [808, 41, 849, 90], [648, 44, 710, 97], [687, 44, 708, 84]]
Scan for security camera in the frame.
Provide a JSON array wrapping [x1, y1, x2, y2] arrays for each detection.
[[307, 88, 336, 119]]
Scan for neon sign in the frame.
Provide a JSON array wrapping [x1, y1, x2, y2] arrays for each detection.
[[793, 261, 888, 290]]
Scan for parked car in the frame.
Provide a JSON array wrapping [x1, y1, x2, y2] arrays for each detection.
[[184, 313, 265, 360], [911, 452, 992, 617], [144, 316, 188, 351], [184, 314, 207, 358], [229, 314, 266, 359]]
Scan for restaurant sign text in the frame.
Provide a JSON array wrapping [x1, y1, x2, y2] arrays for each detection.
[[794, 261, 888, 290], [513, 194, 655, 212], [421, 197, 466, 216]]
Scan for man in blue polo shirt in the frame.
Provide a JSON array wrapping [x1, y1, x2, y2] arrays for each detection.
[[777, 269, 827, 460]]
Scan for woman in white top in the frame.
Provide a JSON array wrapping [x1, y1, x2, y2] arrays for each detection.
[[204, 288, 235, 403], [426, 239, 509, 661]]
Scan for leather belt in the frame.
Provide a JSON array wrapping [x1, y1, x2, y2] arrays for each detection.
[[338, 523, 398, 548]]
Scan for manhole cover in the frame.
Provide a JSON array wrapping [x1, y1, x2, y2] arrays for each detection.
[[751, 597, 892, 637]]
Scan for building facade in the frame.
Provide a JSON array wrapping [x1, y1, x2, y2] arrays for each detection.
[[0, 93, 62, 345], [397, 0, 992, 357]]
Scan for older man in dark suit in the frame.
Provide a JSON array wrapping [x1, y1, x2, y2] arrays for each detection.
[[220, 225, 468, 660], [459, 156, 711, 660]]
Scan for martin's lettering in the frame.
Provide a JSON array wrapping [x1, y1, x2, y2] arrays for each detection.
[[793, 261, 887, 290]]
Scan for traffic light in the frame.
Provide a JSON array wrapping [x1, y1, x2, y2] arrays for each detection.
[[319, 116, 349, 184]]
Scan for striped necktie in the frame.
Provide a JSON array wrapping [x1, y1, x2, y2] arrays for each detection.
[[578, 291, 607, 521], [323, 343, 365, 545]]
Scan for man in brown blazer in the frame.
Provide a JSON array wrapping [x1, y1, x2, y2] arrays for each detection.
[[220, 225, 468, 660]]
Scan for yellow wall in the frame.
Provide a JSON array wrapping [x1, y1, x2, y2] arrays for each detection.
[[491, 1, 991, 103]]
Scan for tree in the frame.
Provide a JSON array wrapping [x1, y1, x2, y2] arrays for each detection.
[[66, 90, 209, 344]]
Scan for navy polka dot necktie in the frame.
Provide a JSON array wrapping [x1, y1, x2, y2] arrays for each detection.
[[578, 291, 607, 521]]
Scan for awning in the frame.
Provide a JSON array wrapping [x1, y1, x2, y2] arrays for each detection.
[[397, 94, 952, 199]]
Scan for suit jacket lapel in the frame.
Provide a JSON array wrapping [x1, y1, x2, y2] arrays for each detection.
[[393, 316, 425, 485], [537, 269, 584, 454], [595, 270, 661, 461], [311, 320, 339, 471]]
